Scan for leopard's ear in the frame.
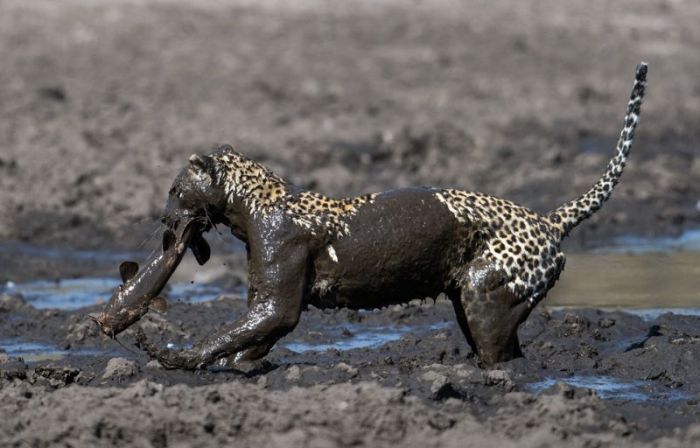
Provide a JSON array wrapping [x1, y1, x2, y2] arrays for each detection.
[[189, 153, 208, 171], [188, 153, 216, 181]]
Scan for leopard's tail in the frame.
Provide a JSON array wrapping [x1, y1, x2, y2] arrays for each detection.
[[547, 62, 648, 239]]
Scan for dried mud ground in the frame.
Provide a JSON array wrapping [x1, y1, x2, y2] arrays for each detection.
[[1, 0, 700, 447]]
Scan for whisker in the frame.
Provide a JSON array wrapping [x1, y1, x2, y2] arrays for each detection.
[[137, 222, 162, 250]]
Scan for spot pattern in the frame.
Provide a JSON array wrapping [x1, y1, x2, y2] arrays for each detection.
[[436, 190, 565, 301], [548, 63, 647, 237], [211, 148, 375, 239], [435, 63, 647, 305], [214, 151, 288, 214], [285, 191, 377, 238]]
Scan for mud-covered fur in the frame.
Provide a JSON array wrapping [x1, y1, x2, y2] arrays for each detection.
[[214, 154, 378, 238], [137, 64, 647, 369]]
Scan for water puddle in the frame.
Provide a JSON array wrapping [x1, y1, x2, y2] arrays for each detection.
[[168, 282, 231, 304], [622, 308, 700, 321], [0, 339, 102, 363], [527, 375, 692, 402], [547, 250, 700, 308], [283, 322, 451, 353], [3, 278, 119, 310], [548, 228, 700, 308], [604, 229, 700, 253], [0, 241, 144, 263], [547, 306, 700, 322], [162, 322, 453, 354], [1, 277, 229, 310]]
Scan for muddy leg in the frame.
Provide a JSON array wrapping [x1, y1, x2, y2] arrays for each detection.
[[214, 285, 274, 369], [136, 290, 303, 369], [136, 244, 309, 370], [458, 260, 534, 365], [448, 290, 477, 355], [214, 343, 274, 369]]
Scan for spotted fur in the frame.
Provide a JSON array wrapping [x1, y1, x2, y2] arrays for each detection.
[[211, 149, 376, 239], [434, 63, 647, 304], [549, 63, 647, 236], [285, 191, 377, 238], [435, 190, 565, 301]]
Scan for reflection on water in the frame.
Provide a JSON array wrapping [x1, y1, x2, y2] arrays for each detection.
[[1, 250, 698, 311], [0, 339, 102, 363], [0, 241, 144, 262], [284, 322, 452, 353], [168, 282, 235, 304], [1, 277, 229, 310], [622, 308, 700, 321], [548, 251, 700, 308], [2, 278, 119, 310], [606, 229, 700, 253], [527, 375, 691, 402]]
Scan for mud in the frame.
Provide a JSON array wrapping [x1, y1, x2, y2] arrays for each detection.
[[0, 0, 699, 256], [1, 293, 700, 447], [2, 0, 700, 446]]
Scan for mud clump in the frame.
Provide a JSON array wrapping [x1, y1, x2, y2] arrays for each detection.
[[0, 356, 27, 381], [103, 358, 139, 381]]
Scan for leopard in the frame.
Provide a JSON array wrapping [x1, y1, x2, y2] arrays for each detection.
[[133, 63, 647, 369]]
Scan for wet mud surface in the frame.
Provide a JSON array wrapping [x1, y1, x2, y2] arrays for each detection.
[[2, 0, 700, 446], [2, 293, 700, 447]]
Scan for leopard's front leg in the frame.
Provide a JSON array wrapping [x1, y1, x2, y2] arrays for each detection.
[[137, 242, 309, 370], [214, 285, 276, 369]]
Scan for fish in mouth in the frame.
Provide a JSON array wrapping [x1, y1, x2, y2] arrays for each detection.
[[89, 217, 211, 337]]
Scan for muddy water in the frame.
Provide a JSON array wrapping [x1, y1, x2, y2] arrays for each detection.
[[0, 339, 105, 363], [550, 232, 700, 309], [527, 375, 692, 402], [1, 277, 231, 310], [283, 322, 452, 353]]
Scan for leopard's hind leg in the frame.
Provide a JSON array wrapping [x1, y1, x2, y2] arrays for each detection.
[[452, 258, 534, 365]]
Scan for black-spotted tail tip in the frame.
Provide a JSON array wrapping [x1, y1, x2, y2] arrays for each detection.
[[636, 62, 648, 82]]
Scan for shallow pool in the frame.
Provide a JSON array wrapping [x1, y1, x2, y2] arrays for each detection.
[[0, 339, 104, 363], [1, 277, 230, 310], [527, 375, 692, 402], [283, 322, 452, 353]]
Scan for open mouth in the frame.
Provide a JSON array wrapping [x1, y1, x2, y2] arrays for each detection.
[[173, 216, 211, 266]]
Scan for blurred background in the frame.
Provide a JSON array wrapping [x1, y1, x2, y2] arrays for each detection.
[[0, 0, 698, 306]]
